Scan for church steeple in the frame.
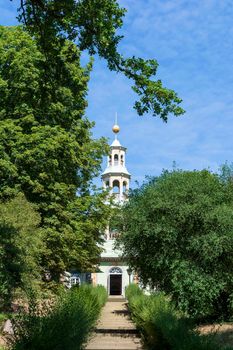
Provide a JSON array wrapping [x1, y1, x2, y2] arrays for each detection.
[[102, 119, 131, 203]]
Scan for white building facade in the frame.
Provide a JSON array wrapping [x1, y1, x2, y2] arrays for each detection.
[[92, 123, 134, 296]]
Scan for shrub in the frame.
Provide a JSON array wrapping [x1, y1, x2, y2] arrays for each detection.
[[120, 170, 233, 321], [126, 284, 232, 350], [10, 285, 107, 350]]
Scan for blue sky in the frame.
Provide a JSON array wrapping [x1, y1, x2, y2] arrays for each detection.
[[1, 0, 233, 187]]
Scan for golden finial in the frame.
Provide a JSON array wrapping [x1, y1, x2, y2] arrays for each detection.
[[112, 112, 120, 134], [112, 124, 120, 133]]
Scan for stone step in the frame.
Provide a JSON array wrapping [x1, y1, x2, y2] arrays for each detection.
[[85, 300, 142, 350], [96, 327, 137, 332], [108, 297, 126, 302], [85, 333, 143, 350], [95, 328, 139, 334]]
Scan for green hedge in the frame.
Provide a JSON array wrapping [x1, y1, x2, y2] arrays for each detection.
[[11, 285, 107, 350], [126, 284, 233, 350]]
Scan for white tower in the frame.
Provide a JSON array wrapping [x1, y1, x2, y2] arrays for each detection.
[[102, 121, 131, 203], [93, 120, 133, 296]]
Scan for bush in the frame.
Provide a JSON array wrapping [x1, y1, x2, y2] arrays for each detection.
[[126, 284, 233, 350], [10, 285, 107, 350], [120, 170, 233, 321]]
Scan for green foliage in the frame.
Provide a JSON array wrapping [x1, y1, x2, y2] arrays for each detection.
[[125, 282, 143, 300], [108, 205, 123, 232], [0, 26, 110, 278], [16, 0, 184, 121], [126, 284, 232, 350], [0, 194, 43, 310], [120, 170, 233, 320], [0, 313, 8, 322], [11, 285, 107, 350]]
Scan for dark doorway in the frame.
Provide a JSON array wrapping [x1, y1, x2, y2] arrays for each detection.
[[109, 274, 122, 295]]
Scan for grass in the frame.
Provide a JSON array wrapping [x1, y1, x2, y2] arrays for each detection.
[[126, 284, 233, 350], [198, 324, 233, 349], [0, 314, 8, 323], [10, 284, 107, 350]]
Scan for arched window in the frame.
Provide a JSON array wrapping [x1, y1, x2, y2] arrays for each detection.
[[123, 181, 127, 193], [109, 155, 112, 166], [114, 154, 118, 165], [112, 180, 120, 193], [121, 155, 124, 165], [109, 267, 122, 274], [105, 181, 109, 187]]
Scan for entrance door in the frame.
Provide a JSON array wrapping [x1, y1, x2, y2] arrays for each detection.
[[110, 274, 122, 295]]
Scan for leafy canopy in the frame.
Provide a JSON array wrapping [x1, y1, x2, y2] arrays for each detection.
[[0, 26, 110, 278], [14, 0, 185, 121], [119, 170, 233, 320]]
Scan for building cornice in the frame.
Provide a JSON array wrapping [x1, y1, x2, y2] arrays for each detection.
[[100, 257, 122, 262], [102, 172, 131, 179]]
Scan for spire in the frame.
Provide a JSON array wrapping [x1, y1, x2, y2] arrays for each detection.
[[112, 112, 120, 140]]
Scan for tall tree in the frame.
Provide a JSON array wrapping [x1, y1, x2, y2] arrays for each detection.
[[2, 0, 184, 280], [0, 26, 110, 279], [15, 0, 184, 121], [119, 170, 233, 320]]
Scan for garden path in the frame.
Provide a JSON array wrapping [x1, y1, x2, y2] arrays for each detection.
[[85, 297, 143, 350]]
